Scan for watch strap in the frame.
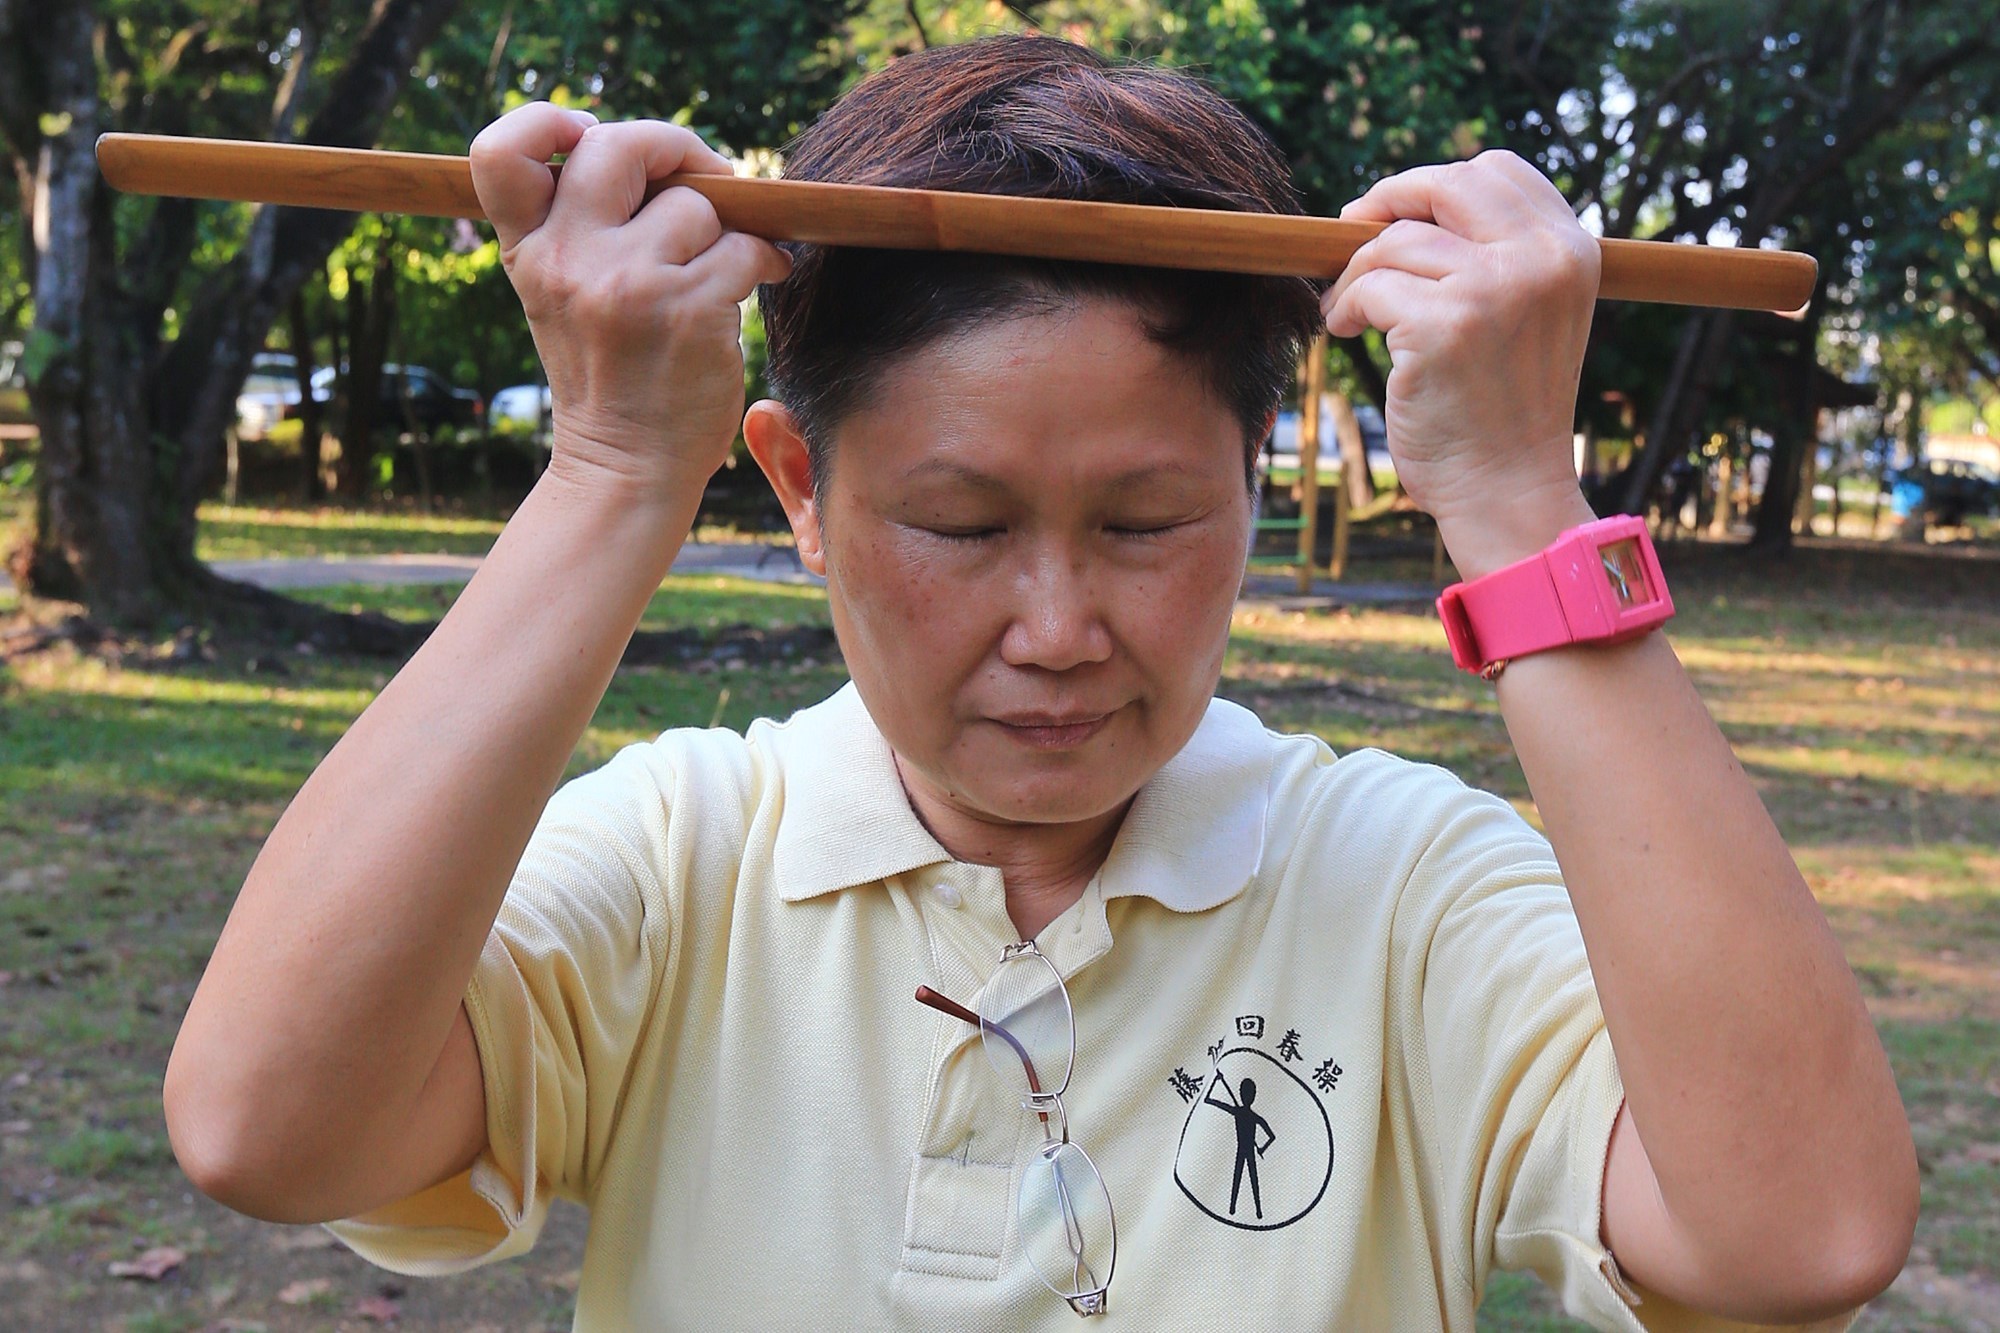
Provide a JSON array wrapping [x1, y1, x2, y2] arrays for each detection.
[[1436, 550, 1572, 674]]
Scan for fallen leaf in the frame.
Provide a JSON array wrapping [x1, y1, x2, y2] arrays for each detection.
[[353, 1294, 401, 1322], [1, 1259, 48, 1283], [1962, 1142, 2000, 1166], [546, 1268, 582, 1292], [107, 1246, 185, 1281], [277, 1277, 333, 1305]]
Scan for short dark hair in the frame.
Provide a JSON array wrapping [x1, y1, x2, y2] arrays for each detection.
[[756, 34, 1324, 493]]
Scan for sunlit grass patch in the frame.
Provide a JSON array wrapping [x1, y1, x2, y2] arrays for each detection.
[[195, 502, 506, 561], [284, 572, 833, 633]]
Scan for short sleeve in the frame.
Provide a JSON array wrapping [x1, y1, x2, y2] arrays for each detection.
[[325, 741, 680, 1276], [1401, 779, 1855, 1333]]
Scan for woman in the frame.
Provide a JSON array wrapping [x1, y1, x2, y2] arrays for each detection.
[[162, 35, 1916, 1331]]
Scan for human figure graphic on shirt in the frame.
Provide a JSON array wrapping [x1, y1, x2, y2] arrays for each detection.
[[1204, 1071, 1276, 1219]]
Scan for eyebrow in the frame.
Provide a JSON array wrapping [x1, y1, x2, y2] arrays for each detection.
[[899, 457, 1213, 492], [900, 459, 1012, 493]]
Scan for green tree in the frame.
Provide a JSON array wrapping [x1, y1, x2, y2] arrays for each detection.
[[0, 0, 860, 631], [1483, 1, 1998, 540], [1154, 1, 1497, 503]]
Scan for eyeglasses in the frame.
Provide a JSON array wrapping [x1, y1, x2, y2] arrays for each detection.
[[915, 940, 1116, 1317]]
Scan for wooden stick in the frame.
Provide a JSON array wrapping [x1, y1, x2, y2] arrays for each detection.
[[96, 133, 1818, 312]]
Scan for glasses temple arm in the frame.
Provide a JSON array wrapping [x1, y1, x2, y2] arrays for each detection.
[[913, 985, 1046, 1096]]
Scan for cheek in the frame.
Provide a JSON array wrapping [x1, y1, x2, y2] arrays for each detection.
[[830, 529, 994, 688], [1117, 523, 1248, 663]]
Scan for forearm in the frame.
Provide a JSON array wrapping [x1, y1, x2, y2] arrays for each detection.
[[166, 462, 699, 1196], [1455, 498, 1915, 1299]]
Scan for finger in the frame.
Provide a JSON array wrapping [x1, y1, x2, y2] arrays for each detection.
[[681, 231, 797, 307], [620, 184, 726, 268], [1324, 219, 1478, 319], [549, 120, 735, 234], [1471, 149, 1579, 226], [1338, 160, 1536, 244], [1323, 267, 1442, 341], [468, 102, 599, 252]]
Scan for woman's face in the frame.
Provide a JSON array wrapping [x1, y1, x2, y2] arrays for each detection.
[[747, 298, 1255, 830]]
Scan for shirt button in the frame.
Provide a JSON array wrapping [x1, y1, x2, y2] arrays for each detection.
[[933, 883, 963, 909]]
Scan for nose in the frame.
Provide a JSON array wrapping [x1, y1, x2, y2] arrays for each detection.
[[998, 544, 1113, 673]]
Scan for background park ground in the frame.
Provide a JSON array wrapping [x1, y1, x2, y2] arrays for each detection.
[[0, 500, 1994, 1332]]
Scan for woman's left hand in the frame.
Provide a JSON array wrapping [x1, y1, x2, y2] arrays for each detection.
[[1322, 150, 1601, 578]]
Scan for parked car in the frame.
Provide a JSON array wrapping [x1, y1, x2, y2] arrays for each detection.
[[490, 382, 552, 436], [1891, 457, 2000, 528], [0, 339, 26, 391], [1265, 397, 1392, 476], [309, 363, 485, 435], [235, 351, 306, 440]]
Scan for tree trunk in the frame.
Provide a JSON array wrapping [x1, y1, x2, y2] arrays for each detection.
[[1620, 308, 1738, 515], [10, 4, 182, 616], [11, 0, 461, 632], [337, 246, 398, 496], [1326, 389, 1375, 510], [1295, 336, 1324, 594], [289, 290, 326, 503], [1793, 443, 1819, 536], [1749, 267, 1832, 551], [1708, 449, 1735, 538], [1750, 343, 1823, 551]]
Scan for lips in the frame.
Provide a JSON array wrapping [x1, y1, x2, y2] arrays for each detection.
[[988, 705, 1119, 750], [991, 711, 1112, 728]]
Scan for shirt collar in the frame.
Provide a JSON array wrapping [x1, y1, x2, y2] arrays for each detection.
[[767, 683, 1273, 912]]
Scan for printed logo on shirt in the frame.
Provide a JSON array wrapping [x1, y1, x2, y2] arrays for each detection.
[[1164, 1016, 1337, 1232]]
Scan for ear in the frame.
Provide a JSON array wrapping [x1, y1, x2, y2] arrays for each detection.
[[742, 399, 827, 577]]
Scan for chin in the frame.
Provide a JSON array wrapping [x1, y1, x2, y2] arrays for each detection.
[[968, 767, 1148, 827]]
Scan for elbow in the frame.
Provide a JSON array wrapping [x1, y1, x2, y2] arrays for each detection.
[[1817, 1115, 1923, 1313], [163, 1049, 336, 1226], [1776, 1201, 1916, 1323], [1740, 1143, 1921, 1322], [1815, 1153, 1921, 1315]]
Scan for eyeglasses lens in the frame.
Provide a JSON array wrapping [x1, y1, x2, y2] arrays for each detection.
[[978, 951, 1074, 1102], [1018, 1140, 1115, 1303]]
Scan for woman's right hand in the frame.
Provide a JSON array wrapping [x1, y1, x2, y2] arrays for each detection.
[[469, 103, 794, 499]]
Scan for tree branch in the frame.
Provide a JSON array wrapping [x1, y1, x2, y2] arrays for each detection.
[[904, 0, 931, 49], [0, 0, 45, 164], [154, 0, 464, 520]]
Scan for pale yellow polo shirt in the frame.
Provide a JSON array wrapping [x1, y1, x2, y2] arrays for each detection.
[[328, 683, 1848, 1332]]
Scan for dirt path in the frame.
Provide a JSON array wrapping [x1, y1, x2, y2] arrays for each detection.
[[208, 542, 824, 591], [206, 550, 1438, 608]]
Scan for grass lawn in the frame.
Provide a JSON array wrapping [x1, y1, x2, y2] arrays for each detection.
[[1, 513, 1995, 1330], [193, 503, 509, 561], [193, 502, 787, 564]]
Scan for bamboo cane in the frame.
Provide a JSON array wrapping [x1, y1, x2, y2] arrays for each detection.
[[95, 133, 1818, 312]]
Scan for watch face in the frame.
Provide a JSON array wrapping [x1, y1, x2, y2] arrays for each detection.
[[1598, 538, 1652, 609]]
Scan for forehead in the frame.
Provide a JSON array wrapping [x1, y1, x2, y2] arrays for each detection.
[[829, 299, 1246, 489]]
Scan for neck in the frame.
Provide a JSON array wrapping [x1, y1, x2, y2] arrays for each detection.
[[893, 754, 1128, 941]]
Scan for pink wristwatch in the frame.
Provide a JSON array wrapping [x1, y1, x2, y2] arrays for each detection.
[[1436, 514, 1674, 678]]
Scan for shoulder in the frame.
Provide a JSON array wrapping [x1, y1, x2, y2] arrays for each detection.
[[1258, 719, 1549, 878], [531, 692, 854, 892], [544, 720, 761, 833], [1245, 716, 1565, 954]]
